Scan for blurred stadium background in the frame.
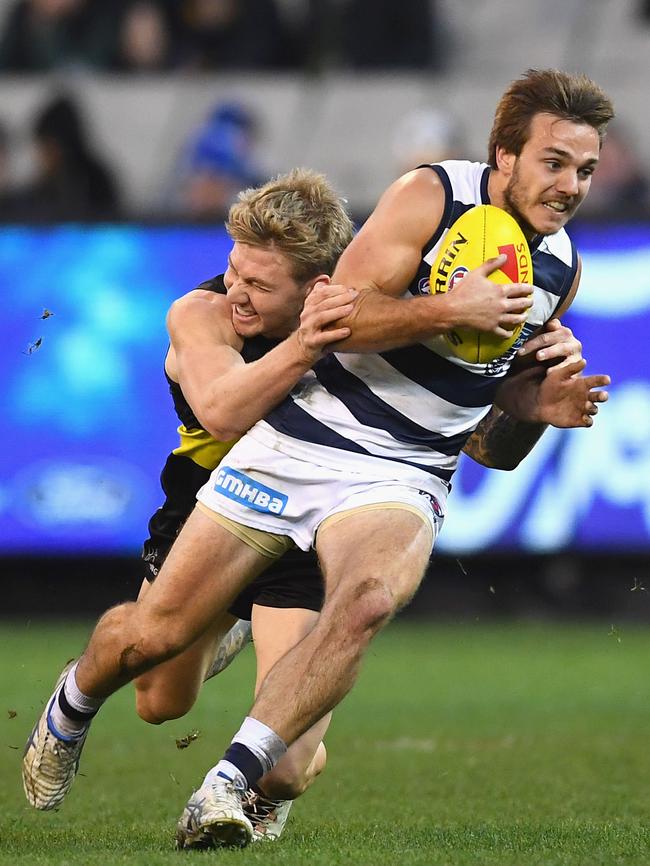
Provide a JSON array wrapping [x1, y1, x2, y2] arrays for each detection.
[[0, 0, 648, 622]]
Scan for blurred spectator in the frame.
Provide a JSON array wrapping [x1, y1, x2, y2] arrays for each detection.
[[391, 108, 464, 177], [14, 94, 120, 221], [339, 0, 445, 70], [176, 0, 295, 69], [112, 0, 174, 72], [167, 102, 264, 220], [0, 0, 120, 71], [579, 123, 650, 219]]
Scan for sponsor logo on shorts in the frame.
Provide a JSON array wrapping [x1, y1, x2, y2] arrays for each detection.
[[418, 276, 431, 294], [418, 490, 444, 519], [214, 466, 288, 515]]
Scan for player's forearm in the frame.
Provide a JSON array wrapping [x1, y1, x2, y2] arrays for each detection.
[[463, 406, 548, 470], [331, 288, 458, 353], [195, 335, 312, 440]]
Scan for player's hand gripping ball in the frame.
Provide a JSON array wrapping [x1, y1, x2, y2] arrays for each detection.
[[430, 204, 533, 363]]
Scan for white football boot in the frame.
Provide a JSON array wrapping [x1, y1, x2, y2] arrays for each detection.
[[203, 619, 252, 681], [242, 790, 294, 841], [176, 776, 253, 850], [22, 660, 89, 810]]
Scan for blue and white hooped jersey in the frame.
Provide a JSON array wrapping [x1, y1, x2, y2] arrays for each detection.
[[251, 160, 578, 487]]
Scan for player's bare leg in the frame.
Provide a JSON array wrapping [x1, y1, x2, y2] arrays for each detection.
[[250, 508, 432, 744], [133, 582, 238, 724], [23, 507, 269, 811], [75, 508, 268, 697], [181, 508, 433, 848]]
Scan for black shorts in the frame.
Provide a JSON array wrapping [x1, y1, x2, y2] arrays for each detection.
[[228, 546, 324, 619], [141, 537, 323, 621]]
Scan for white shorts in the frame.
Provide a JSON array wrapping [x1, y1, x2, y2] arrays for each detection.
[[196, 433, 447, 552]]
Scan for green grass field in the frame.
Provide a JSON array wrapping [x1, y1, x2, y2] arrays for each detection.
[[1, 620, 649, 866]]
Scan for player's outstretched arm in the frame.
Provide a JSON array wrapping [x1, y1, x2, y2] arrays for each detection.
[[167, 285, 355, 441], [464, 363, 609, 470], [323, 170, 532, 353]]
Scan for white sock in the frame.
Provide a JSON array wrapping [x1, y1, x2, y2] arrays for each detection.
[[232, 716, 287, 773], [48, 662, 104, 739]]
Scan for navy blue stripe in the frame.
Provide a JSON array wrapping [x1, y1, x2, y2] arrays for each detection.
[[314, 356, 472, 457], [449, 200, 475, 226], [265, 398, 454, 483], [378, 344, 502, 407], [266, 397, 369, 455], [222, 742, 265, 788]]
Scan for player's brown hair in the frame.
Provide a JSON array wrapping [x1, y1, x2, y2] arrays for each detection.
[[488, 69, 615, 168], [226, 168, 355, 283]]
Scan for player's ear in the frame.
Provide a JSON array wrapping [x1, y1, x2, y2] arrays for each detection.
[[305, 274, 331, 295], [495, 145, 516, 176]]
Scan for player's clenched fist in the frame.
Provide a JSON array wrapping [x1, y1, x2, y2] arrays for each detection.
[[296, 281, 357, 363]]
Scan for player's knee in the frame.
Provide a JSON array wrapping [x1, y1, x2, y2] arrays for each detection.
[[346, 578, 396, 638], [135, 685, 191, 725], [97, 601, 191, 677], [118, 623, 190, 679], [135, 689, 166, 725]]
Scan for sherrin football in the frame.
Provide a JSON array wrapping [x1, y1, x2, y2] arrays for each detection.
[[430, 204, 533, 364]]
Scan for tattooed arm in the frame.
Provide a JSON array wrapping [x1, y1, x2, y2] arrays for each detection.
[[463, 406, 548, 470]]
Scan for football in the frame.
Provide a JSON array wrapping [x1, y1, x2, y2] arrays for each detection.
[[430, 204, 533, 364]]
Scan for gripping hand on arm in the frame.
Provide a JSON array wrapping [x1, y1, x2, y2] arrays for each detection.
[[166, 285, 356, 441]]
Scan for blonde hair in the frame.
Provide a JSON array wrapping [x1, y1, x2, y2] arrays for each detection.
[[488, 69, 614, 168], [226, 168, 354, 282]]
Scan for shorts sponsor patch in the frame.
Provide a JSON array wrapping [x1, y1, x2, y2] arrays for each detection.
[[214, 466, 288, 515]]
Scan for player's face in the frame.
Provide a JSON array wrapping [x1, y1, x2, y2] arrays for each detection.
[[499, 113, 600, 237], [224, 242, 309, 339]]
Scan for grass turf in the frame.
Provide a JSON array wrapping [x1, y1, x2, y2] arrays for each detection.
[[1, 619, 649, 865]]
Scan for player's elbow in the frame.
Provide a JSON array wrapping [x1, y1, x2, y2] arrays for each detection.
[[492, 458, 521, 471], [469, 452, 521, 471], [199, 413, 243, 443], [165, 296, 188, 340], [192, 403, 242, 443]]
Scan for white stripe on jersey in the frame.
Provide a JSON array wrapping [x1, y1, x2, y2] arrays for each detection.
[[291, 372, 463, 471], [334, 352, 492, 436]]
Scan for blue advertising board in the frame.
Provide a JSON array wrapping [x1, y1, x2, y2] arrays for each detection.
[[0, 223, 647, 554]]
